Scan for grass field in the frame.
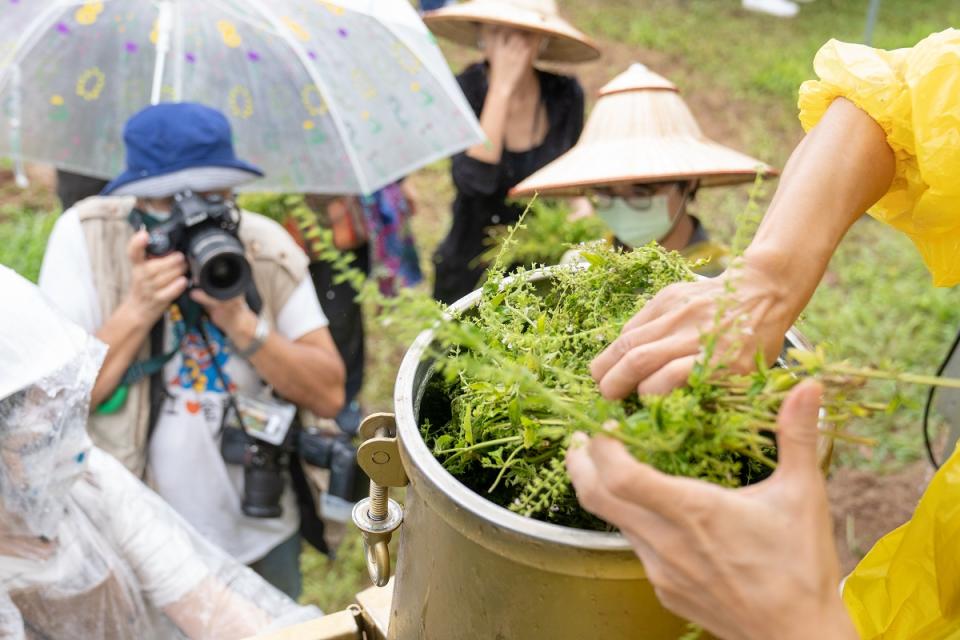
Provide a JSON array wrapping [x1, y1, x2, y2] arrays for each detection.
[[1, 0, 958, 614]]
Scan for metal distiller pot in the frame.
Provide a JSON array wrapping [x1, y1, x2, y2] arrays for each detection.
[[351, 270, 832, 640]]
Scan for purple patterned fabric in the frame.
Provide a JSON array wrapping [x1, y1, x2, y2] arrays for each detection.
[[359, 182, 423, 296]]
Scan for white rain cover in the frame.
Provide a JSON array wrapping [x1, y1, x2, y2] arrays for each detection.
[[0, 450, 322, 638], [0, 264, 106, 536], [0, 267, 321, 638], [0, 0, 484, 194]]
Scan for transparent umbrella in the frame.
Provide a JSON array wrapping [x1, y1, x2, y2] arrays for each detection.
[[0, 0, 483, 194]]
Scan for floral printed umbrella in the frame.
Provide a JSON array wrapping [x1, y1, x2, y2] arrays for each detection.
[[0, 0, 483, 194]]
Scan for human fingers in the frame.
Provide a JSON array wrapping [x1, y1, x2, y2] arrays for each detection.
[[493, 28, 514, 53], [621, 281, 700, 334], [143, 253, 187, 282], [127, 230, 149, 266], [771, 380, 823, 480], [156, 276, 188, 305], [596, 334, 701, 400], [566, 434, 664, 532], [189, 288, 219, 308], [503, 31, 534, 58], [584, 435, 707, 522], [591, 310, 686, 382], [636, 355, 697, 396], [515, 32, 538, 57]]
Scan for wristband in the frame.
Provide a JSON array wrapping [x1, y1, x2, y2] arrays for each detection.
[[235, 315, 269, 359]]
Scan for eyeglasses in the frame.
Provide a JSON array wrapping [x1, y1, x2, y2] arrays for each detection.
[[590, 183, 682, 211], [590, 189, 656, 211]]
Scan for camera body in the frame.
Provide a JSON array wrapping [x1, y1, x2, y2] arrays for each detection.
[[222, 424, 367, 521], [222, 423, 295, 519], [145, 190, 252, 300], [241, 440, 290, 519], [299, 431, 368, 506]]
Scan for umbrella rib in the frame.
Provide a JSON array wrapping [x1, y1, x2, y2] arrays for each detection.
[[241, 0, 370, 193], [149, 0, 174, 104]]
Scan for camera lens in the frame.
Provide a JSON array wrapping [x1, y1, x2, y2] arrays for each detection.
[[242, 447, 285, 519], [207, 254, 243, 290], [186, 227, 252, 300]]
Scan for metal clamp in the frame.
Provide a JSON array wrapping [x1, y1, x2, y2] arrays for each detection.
[[352, 413, 408, 587]]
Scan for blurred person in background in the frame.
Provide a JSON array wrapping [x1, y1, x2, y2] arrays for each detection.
[[569, 29, 960, 640], [511, 63, 776, 276], [0, 265, 323, 638], [422, 0, 600, 304], [55, 169, 107, 211], [37, 102, 346, 599], [300, 181, 422, 434]]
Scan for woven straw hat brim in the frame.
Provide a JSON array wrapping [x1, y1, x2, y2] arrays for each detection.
[[511, 75, 776, 196], [511, 138, 777, 196], [423, 4, 600, 63]]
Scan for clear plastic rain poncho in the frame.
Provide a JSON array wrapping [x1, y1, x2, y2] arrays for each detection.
[[0, 265, 321, 638]]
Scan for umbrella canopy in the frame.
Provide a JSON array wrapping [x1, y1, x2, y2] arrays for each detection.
[[511, 63, 777, 196], [0, 0, 484, 194]]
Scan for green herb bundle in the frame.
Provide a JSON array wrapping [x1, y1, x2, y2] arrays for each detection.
[[481, 199, 608, 268], [419, 239, 934, 530]]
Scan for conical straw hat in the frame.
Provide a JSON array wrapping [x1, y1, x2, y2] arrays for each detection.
[[423, 0, 600, 64], [511, 64, 777, 196]]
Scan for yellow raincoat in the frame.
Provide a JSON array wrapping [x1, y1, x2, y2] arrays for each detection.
[[799, 29, 960, 638]]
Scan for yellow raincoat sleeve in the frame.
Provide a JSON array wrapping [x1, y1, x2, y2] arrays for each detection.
[[841, 443, 960, 639], [798, 29, 960, 287], [799, 30, 960, 639]]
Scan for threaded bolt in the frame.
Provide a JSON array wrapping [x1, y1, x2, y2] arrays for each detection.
[[368, 483, 388, 522]]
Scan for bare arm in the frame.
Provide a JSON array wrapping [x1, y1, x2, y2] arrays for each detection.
[[590, 97, 897, 398], [741, 97, 896, 325], [191, 289, 346, 417], [465, 79, 512, 164], [246, 326, 346, 418], [464, 31, 537, 164], [91, 231, 187, 406], [163, 575, 272, 639]]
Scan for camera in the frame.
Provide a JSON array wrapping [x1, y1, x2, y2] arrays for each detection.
[[145, 190, 252, 300], [220, 400, 367, 520], [299, 430, 368, 522], [221, 422, 295, 519], [242, 440, 289, 519]]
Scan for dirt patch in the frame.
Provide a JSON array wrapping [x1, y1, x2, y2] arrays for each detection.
[[0, 166, 59, 214], [827, 461, 931, 574]]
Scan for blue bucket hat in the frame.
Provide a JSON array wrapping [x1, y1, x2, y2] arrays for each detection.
[[102, 102, 263, 198]]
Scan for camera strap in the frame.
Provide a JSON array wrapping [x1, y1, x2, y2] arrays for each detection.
[[118, 297, 201, 386]]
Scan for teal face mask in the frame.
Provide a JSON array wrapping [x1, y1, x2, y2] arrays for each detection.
[[597, 194, 675, 248]]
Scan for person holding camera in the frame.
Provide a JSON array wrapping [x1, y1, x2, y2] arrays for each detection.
[[37, 103, 346, 599]]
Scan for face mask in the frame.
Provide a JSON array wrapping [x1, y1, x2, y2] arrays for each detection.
[[597, 194, 676, 248]]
